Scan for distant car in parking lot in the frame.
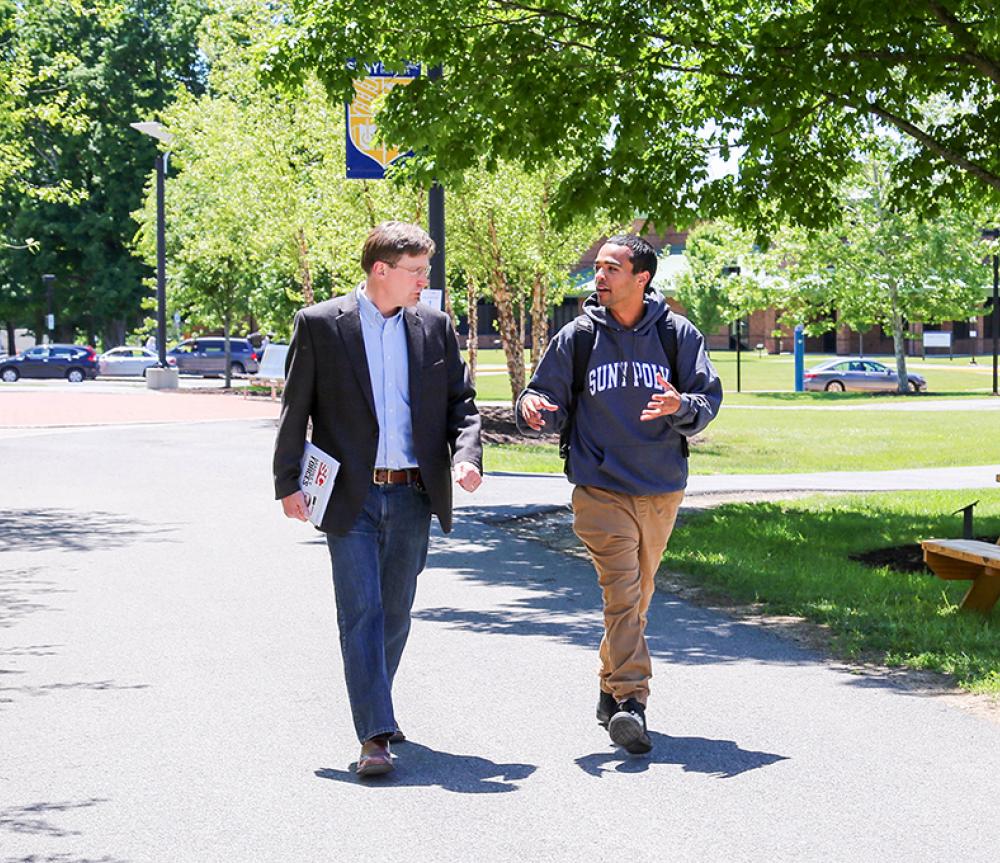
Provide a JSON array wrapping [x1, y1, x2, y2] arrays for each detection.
[[0, 344, 98, 382], [98, 346, 176, 377], [804, 358, 927, 393], [167, 337, 259, 376]]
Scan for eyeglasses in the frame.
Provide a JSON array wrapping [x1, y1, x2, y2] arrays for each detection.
[[384, 261, 431, 278]]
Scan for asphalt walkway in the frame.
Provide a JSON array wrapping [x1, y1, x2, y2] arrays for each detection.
[[2, 417, 1000, 862]]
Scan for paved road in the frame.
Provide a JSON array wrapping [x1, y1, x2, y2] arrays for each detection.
[[3, 419, 1000, 862]]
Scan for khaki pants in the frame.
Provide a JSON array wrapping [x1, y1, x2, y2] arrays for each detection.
[[572, 485, 685, 706]]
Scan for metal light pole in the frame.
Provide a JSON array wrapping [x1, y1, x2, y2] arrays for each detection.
[[131, 121, 178, 389], [723, 264, 742, 392], [41, 274, 55, 343], [982, 228, 999, 397], [427, 66, 446, 306]]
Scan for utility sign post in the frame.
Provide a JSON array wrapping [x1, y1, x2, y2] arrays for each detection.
[[345, 63, 420, 179]]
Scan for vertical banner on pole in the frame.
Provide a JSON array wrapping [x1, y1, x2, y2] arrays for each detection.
[[345, 63, 420, 180], [794, 324, 805, 391]]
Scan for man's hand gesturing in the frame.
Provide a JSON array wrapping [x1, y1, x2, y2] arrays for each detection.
[[520, 393, 559, 431], [640, 373, 682, 421]]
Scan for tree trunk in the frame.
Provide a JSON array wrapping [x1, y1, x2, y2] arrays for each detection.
[[486, 214, 525, 402], [360, 182, 378, 228], [530, 176, 551, 372], [888, 283, 909, 393], [101, 319, 127, 352], [518, 293, 526, 359], [530, 270, 548, 372], [223, 308, 232, 390], [296, 228, 315, 306], [443, 281, 458, 331], [466, 275, 479, 384], [4, 320, 15, 355]]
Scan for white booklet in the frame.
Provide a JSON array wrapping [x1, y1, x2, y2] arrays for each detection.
[[299, 441, 340, 526]]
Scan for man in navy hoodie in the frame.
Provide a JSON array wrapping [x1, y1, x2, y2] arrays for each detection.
[[517, 234, 722, 754]]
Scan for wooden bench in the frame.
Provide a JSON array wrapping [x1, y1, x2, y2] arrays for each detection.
[[921, 539, 1000, 613]]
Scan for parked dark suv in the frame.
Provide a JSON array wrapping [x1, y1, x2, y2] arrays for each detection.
[[0, 344, 99, 382], [167, 337, 260, 376]]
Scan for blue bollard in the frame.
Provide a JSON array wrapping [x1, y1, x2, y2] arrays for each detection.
[[794, 325, 805, 392]]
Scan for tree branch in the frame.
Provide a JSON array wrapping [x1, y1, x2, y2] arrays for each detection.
[[825, 91, 1000, 191], [925, 0, 1000, 86]]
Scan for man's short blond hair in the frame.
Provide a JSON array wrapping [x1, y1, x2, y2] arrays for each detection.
[[361, 221, 436, 274]]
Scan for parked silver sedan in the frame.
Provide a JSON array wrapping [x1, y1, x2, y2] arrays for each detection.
[[98, 346, 176, 377], [804, 359, 927, 393]]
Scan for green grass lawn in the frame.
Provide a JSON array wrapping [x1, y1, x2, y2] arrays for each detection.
[[472, 349, 997, 403], [664, 490, 1000, 693], [485, 406, 1000, 475]]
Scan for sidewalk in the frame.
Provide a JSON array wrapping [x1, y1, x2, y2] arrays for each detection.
[[0, 387, 279, 427]]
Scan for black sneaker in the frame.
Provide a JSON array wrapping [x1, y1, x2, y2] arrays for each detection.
[[608, 698, 653, 754], [596, 689, 616, 728]]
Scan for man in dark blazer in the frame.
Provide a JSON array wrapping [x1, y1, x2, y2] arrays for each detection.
[[274, 221, 482, 776]]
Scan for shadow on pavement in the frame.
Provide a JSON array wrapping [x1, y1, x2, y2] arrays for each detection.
[[0, 799, 108, 839], [1, 856, 129, 863], [1, 679, 148, 706], [575, 731, 788, 779], [315, 742, 536, 793], [0, 569, 68, 630], [419, 525, 820, 669], [0, 510, 178, 553]]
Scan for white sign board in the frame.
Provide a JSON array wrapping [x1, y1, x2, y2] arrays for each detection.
[[419, 289, 443, 311], [254, 344, 289, 380], [923, 331, 952, 348]]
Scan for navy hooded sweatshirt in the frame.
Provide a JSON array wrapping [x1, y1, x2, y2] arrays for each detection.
[[515, 289, 723, 495]]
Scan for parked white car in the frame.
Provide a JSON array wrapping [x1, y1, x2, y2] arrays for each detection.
[[98, 346, 176, 377]]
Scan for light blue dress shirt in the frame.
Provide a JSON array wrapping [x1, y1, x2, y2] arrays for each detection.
[[357, 285, 417, 469]]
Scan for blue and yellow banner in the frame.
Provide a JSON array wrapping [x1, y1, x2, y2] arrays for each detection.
[[345, 63, 420, 179]]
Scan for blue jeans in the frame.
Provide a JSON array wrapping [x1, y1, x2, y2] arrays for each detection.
[[325, 483, 432, 743]]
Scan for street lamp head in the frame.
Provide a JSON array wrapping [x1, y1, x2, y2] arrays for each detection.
[[130, 121, 175, 145]]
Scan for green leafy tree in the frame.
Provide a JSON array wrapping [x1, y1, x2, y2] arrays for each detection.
[[0, 0, 206, 348], [266, 0, 1000, 237], [448, 158, 607, 401], [668, 222, 766, 339], [766, 151, 990, 392], [132, 0, 425, 366]]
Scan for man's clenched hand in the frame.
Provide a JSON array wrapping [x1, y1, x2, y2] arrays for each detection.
[[281, 490, 310, 521], [454, 461, 482, 493]]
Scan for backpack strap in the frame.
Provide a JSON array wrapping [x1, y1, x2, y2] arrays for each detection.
[[559, 316, 596, 461]]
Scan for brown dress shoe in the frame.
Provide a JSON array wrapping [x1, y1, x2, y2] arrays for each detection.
[[356, 738, 393, 777]]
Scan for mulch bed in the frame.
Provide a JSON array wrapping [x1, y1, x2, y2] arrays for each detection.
[[850, 537, 999, 574], [478, 404, 558, 445]]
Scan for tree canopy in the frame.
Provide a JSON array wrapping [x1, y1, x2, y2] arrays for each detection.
[[0, 0, 207, 346], [266, 0, 1000, 237]]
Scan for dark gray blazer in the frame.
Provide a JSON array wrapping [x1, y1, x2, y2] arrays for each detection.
[[272, 292, 482, 535]]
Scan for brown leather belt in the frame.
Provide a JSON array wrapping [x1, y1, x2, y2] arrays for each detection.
[[373, 467, 422, 486]]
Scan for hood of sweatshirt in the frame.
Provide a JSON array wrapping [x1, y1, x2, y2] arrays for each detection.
[[581, 287, 668, 336]]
